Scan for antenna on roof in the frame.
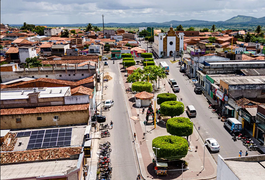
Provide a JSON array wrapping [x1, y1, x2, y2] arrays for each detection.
[[50, 90, 52, 94], [21, 91, 24, 95]]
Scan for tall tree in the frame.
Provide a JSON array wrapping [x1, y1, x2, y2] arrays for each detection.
[[85, 23, 93, 32], [245, 32, 252, 42], [176, 25, 184, 31], [93, 26, 100, 32], [61, 29, 69, 37], [255, 25, 262, 34], [186, 27, 195, 31], [211, 24, 216, 32], [33, 26, 45, 35]]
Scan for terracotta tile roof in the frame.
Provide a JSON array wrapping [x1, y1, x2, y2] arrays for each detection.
[[20, 39, 37, 45], [0, 133, 17, 151], [135, 91, 154, 100], [220, 42, 230, 47], [1, 104, 89, 116], [71, 86, 93, 96], [6, 47, 19, 54], [236, 97, 265, 108], [49, 37, 70, 41], [2, 76, 94, 89], [126, 66, 137, 71], [42, 59, 96, 65], [241, 54, 255, 60], [12, 38, 25, 44], [255, 56, 265, 60], [0, 56, 7, 62], [40, 42, 53, 48], [1, 147, 82, 164]]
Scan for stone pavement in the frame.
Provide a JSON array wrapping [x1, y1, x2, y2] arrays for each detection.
[[121, 63, 217, 180]]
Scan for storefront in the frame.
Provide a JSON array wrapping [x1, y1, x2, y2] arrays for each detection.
[[256, 112, 265, 144], [239, 108, 256, 136]]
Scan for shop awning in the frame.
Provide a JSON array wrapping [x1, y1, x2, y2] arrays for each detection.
[[245, 108, 257, 117], [203, 91, 217, 105], [225, 104, 234, 111]]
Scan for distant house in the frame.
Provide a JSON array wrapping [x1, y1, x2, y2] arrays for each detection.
[[89, 45, 102, 54], [19, 46, 37, 63], [101, 29, 115, 38], [39, 42, 52, 56], [51, 43, 70, 56], [44, 27, 62, 36], [5, 47, 19, 63]]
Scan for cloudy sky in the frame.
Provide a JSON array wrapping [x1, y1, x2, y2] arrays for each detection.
[[2, 0, 265, 24]]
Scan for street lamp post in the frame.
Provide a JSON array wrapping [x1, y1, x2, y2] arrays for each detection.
[[154, 97, 159, 129], [153, 147, 160, 159], [198, 143, 207, 174]]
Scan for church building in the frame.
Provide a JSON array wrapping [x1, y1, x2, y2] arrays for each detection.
[[153, 27, 184, 58]]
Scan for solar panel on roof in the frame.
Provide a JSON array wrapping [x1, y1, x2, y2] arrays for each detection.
[[16, 131, 31, 138], [26, 128, 72, 150]]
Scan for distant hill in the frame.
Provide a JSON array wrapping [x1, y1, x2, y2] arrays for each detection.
[[9, 15, 265, 28]]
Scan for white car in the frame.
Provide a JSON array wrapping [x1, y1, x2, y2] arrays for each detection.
[[205, 138, 220, 152], [104, 99, 114, 109]]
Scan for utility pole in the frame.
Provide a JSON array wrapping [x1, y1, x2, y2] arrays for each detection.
[[102, 15, 104, 38]]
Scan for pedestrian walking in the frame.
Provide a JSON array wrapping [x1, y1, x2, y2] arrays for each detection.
[[245, 151, 248, 156], [239, 150, 242, 157], [136, 174, 141, 180], [142, 108, 145, 114], [110, 121, 113, 129], [133, 133, 136, 142]]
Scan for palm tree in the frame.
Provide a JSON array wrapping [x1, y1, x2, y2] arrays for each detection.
[[85, 23, 93, 32]]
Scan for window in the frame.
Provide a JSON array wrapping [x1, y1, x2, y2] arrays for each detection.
[[16, 118, 21, 123], [82, 74, 84, 76], [32, 76, 34, 78], [54, 116, 59, 120], [59, 75, 62, 77], [37, 117, 42, 121], [19, 76, 21, 78], [73, 74, 75, 76], [261, 90, 265, 95], [169, 41, 173, 45], [46, 75, 48, 77]]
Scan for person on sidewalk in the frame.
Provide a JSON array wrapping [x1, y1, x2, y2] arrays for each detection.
[[133, 133, 136, 142], [110, 121, 113, 129], [239, 150, 242, 157], [245, 151, 248, 156], [142, 108, 145, 114]]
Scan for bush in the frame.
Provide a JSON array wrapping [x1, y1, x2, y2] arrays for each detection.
[[160, 101, 184, 117], [123, 58, 134, 61], [141, 58, 154, 63], [122, 53, 132, 58], [157, 93, 177, 105], [132, 81, 152, 92], [123, 60, 136, 67], [152, 135, 188, 160], [167, 117, 193, 136], [141, 53, 153, 58], [143, 61, 155, 66]]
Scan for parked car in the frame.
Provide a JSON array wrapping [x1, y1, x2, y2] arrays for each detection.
[[102, 57, 108, 61], [194, 87, 202, 94], [104, 99, 114, 109], [92, 115, 106, 123], [104, 61, 108, 66], [172, 85, 180, 93], [168, 78, 177, 87], [111, 57, 118, 60], [205, 138, 220, 152]]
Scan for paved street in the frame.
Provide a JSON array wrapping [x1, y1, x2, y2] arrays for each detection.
[[156, 58, 259, 162], [100, 61, 138, 179]]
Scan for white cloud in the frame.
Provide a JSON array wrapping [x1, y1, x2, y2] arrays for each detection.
[[2, 0, 265, 24]]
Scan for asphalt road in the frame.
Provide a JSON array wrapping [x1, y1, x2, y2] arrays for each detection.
[[101, 61, 138, 179], [155, 58, 259, 162]]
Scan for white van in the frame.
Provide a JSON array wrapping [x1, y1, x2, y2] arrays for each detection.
[[224, 118, 242, 133], [186, 105, 196, 117]]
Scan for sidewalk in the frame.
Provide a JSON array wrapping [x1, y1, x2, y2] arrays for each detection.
[[121, 64, 217, 180]]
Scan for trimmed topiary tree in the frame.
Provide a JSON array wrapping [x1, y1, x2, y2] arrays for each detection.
[[157, 93, 176, 105], [143, 61, 155, 66], [132, 81, 152, 92], [122, 53, 132, 58], [160, 101, 184, 117], [141, 58, 154, 63], [123, 60, 136, 67], [141, 53, 153, 58], [152, 135, 188, 160], [123, 58, 134, 61], [166, 117, 193, 137]]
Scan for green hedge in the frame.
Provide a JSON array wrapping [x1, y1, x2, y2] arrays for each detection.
[[141, 58, 154, 63], [157, 93, 176, 105], [122, 53, 132, 58], [123, 60, 136, 67], [167, 117, 193, 136], [160, 101, 184, 117], [123, 58, 134, 61], [141, 53, 153, 58], [143, 61, 155, 66], [152, 135, 188, 160], [132, 81, 152, 92]]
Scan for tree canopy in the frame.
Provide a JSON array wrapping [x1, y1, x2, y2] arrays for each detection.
[[160, 101, 184, 117], [61, 29, 69, 37], [166, 117, 193, 136], [85, 23, 93, 32], [186, 27, 195, 31], [208, 37, 216, 43], [25, 57, 41, 67], [175, 25, 184, 31], [139, 29, 150, 37], [211, 24, 216, 32], [256, 25, 262, 34], [200, 28, 209, 32]]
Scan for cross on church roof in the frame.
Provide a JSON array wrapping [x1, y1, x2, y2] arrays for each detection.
[[170, 24, 172, 28]]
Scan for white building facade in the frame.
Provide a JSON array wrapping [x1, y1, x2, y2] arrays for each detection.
[[19, 47, 38, 63]]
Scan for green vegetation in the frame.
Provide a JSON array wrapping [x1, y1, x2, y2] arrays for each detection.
[[132, 81, 153, 92], [123, 58, 134, 61], [166, 117, 193, 137], [70, 30, 76, 34], [0, 61, 8, 66], [144, 61, 155, 66], [123, 60, 136, 68], [157, 93, 176, 105], [141, 53, 153, 58], [139, 29, 150, 37], [211, 24, 216, 32], [20, 22, 35, 31], [20, 22, 45, 35], [175, 25, 184, 31], [186, 27, 195, 31], [104, 43, 110, 52], [152, 135, 188, 160], [33, 26, 45, 35], [208, 37, 216, 43], [200, 28, 209, 32], [160, 101, 184, 117], [25, 57, 41, 67], [256, 25, 262, 34], [122, 53, 133, 58], [61, 29, 69, 37], [85, 23, 93, 32]]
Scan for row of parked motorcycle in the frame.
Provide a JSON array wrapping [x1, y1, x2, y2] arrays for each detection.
[[98, 141, 112, 180], [233, 133, 259, 151]]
